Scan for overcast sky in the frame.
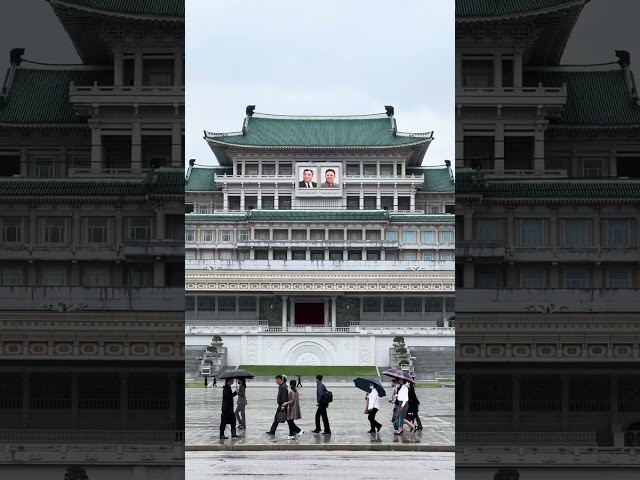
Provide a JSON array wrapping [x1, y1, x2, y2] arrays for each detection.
[[0, 0, 638, 168]]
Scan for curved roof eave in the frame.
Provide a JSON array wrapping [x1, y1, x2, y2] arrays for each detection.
[[203, 138, 432, 149], [456, 0, 587, 23], [49, 0, 184, 22]]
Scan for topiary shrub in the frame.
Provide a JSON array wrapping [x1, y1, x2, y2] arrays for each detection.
[[65, 466, 89, 480], [393, 336, 405, 343], [395, 347, 407, 355], [399, 360, 410, 366]]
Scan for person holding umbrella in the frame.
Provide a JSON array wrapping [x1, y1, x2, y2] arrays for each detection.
[[406, 380, 422, 431], [235, 378, 247, 430], [394, 378, 410, 435], [219, 378, 239, 439], [354, 377, 385, 433]]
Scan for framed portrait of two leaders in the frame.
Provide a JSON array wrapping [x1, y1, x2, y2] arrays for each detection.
[[295, 163, 342, 196]]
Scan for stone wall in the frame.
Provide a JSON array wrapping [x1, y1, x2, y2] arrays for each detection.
[[409, 345, 455, 379], [336, 297, 360, 327]]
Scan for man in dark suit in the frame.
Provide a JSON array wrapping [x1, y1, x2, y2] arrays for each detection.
[[219, 378, 239, 439], [266, 375, 289, 434], [298, 169, 317, 188]]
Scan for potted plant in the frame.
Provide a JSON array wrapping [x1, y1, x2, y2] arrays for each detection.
[[393, 336, 405, 347], [399, 359, 410, 367], [203, 358, 213, 365], [206, 346, 217, 354], [395, 347, 408, 357]]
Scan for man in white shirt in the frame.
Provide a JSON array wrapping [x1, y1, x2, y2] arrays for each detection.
[[395, 379, 410, 435], [366, 382, 382, 433]]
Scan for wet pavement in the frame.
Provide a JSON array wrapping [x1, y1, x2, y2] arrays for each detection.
[[186, 382, 454, 450]]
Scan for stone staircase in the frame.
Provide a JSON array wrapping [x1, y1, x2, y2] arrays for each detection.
[[185, 345, 204, 380], [409, 346, 454, 381]]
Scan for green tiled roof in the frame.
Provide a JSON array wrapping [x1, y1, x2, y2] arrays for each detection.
[[524, 69, 640, 127], [456, 0, 582, 17], [185, 167, 231, 192], [456, 171, 640, 198], [407, 167, 454, 192], [389, 215, 455, 223], [0, 68, 113, 125], [205, 115, 433, 148], [248, 210, 389, 222], [54, 0, 184, 17], [145, 169, 184, 194], [186, 214, 247, 223]]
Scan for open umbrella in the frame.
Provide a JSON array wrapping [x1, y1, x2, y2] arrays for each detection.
[[353, 377, 386, 397], [218, 369, 255, 380], [382, 369, 414, 383]]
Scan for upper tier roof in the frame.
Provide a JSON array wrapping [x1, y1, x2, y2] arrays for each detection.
[[524, 68, 640, 127], [407, 166, 454, 193], [205, 113, 434, 167], [49, 0, 184, 19], [0, 67, 113, 126], [456, 0, 586, 19]]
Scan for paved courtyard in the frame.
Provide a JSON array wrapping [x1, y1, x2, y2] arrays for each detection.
[[186, 381, 454, 450], [187, 451, 454, 479]]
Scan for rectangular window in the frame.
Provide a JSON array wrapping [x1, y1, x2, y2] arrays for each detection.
[[238, 251, 250, 260], [198, 205, 209, 214], [347, 164, 360, 176], [431, 206, 440, 214], [43, 217, 66, 244], [262, 196, 274, 210], [329, 250, 343, 261], [2, 265, 24, 286], [185, 251, 196, 260], [42, 265, 66, 286], [185, 230, 195, 242], [606, 219, 630, 246], [463, 59, 493, 87], [363, 164, 376, 176], [519, 219, 543, 246], [582, 158, 603, 177], [202, 230, 214, 242], [292, 250, 305, 260], [86, 217, 109, 244], [278, 196, 292, 210], [255, 250, 268, 260], [310, 251, 324, 261], [607, 270, 630, 288], [476, 269, 500, 288], [0, 217, 23, 243], [128, 217, 152, 241], [347, 230, 362, 241], [274, 250, 287, 260], [386, 250, 397, 261], [363, 197, 376, 210], [202, 250, 214, 259], [565, 270, 587, 288], [348, 250, 362, 261], [32, 155, 55, 178], [185, 204, 194, 214], [262, 164, 275, 176], [219, 251, 232, 260], [367, 251, 380, 261], [403, 231, 416, 243], [84, 266, 109, 287], [128, 268, 153, 287], [520, 269, 544, 288], [347, 197, 359, 210], [403, 251, 416, 261], [385, 230, 398, 241], [441, 251, 453, 261], [245, 164, 258, 175], [278, 164, 292, 176], [563, 219, 586, 247], [228, 197, 241, 211], [380, 164, 393, 176], [476, 219, 501, 242], [238, 230, 250, 241], [421, 230, 434, 244], [439, 230, 453, 244], [422, 251, 434, 261], [328, 230, 343, 240], [220, 230, 233, 243]]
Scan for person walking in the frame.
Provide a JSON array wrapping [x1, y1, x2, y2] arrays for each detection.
[[219, 378, 239, 439], [312, 374, 331, 434], [204, 376, 208, 388], [282, 379, 304, 439], [265, 375, 289, 435], [389, 378, 400, 425], [297, 375, 303, 388], [235, 378, 247, 430], [394, 378, 410, 435], [212, 376, 217, 388], [366, 382, 382, 433], [406, 381, 422, 431]]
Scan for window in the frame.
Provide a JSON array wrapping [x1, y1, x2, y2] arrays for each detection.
[[347, 164, 360, 176], [329, 250, 343, 261], [422, 251, 434, 261], [185, 251, 196, 260], [220, 230, 233, 243], [563, 219, 586, 247], [365, 230, 381, 241], [364, 197, 376, 210], [228, 197, 241, 211], [608, 270, 630, 288], [262, 164, 275, 176], [219, 251, 232, 260], [386, 251, 397, 261], [310, 251, 324, 261], [475, 269, 500, 288], [255, 250, 268, 260], [519, 219, 543, 246], [185, 204, 194, 214], [2, 265, 23, 286], [128, 267, 153, 287], [245, 164, 258, 175], [380, 164, 393, 176], [198, 205, 209, 214], [292, 250, 305, 260], [32, 155, 55, 178], [262, 196, 274, 210], [274, 250, 287, 260], [431, 206, 440, 214], [86, 217, 109, 244], [146, 71, 172, 86], [69, 151, 91, 172], [42, 265, 66, 286], [0, 217, 23, 243], [347, 230, 362, 241], [398, 197, 410, 211], [278, 196, 292, 210], [477, 219, 501, 242], [444, 204, 455, 215], [128, 217, 152, 241], [310, 230, 324, 241], [582, 158, 603, 177], [381, 196, 394, 210], [238, 251, 250, 260], [606, 219, 630, 246], [364, 164, 376, 176], [0, 152, 20, 177], [439, 230, 453, 244], [185, 230, 195, 242], [84, 266, 109, 287], [565, 270, 587, 288], [238, 230, 250, 241], [463, 59, 493, 87], [385, 230, 398, 241], [384, 298, 401, 313], [328, 230, 343, 240], [403, 251, 416, 261], [347, 197, 359, 210], [279, 164, 292, 176], [202, 250, 214, 259], [367, 251, 380, 261], [441, 251, 453, 261], [421, 230, 434, 244], [363, 298, 381, 313], [43, 217, 66, 244], [202, 230, 214, 242], [521, 269, 544, 288], [348, 250, 362, 260], [403, 231, 416, 243]]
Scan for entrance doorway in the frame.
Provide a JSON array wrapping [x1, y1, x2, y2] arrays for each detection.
[[294, 302, 324, 325]]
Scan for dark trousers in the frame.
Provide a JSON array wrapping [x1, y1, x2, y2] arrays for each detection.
[[287, 419, 301, 436], [413, 412, 422, 429], [268, 407, 282, 433], [315, 405, 331, 433], [220, 413, 236, 436], [368, 408, 381, 430]]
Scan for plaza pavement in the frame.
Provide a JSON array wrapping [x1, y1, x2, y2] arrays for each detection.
[[186, 380, 454, 451]]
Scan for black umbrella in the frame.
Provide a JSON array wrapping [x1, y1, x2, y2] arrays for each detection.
[[354, 377, 386, 397], [218, 369, 255, 380]]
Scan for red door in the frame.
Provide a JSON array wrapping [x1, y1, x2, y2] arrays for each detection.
[[294, 303, 325, 325]]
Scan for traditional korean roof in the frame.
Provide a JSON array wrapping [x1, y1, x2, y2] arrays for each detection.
[[407, 166, 454, 192], [456, 170, 640, 198], [205, 112, 433, 167], [388, 215, 454, 223], [456, 0, 586, 19], [524, 68, 640, 127], [185, 166, 231, 192], [0, 67, 113, 126], [185, 214, 247, 223], [50, 0, 184, 18]]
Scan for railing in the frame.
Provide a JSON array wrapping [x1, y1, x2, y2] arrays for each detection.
[[30, 398, 71, 409], [127, 398, 170, 410], [520, 400, 561, 412], [457, 431, 596, 445], [0, 398, 21, 409], [0, 429, 184, 443], [619, 401, 640, 412], [265, 326, 351, 333], [234, 240, 399, 248], [186, 259, 455, 271], [79, 398, 120, 409], [185, 318, 267, 327], [471, 401, 513, 412], [457, 423, 594, 433], [70, 84, 184, 96], [352, 320, 440, 328], [569, 400, 610, 412], [457, 84, 567, 98], [186, 325, 455, 334]]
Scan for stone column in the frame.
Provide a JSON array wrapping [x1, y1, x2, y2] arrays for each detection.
[[331, 296, 337, 330], [410, 192, 416, 212], [91, 124, 102, 173], [22, 372, 30, 427], [240, 190, 245, 211], [463, 207, 473, 241], [393, 191, 398, 212], [455, 52, 463, 88], [281, 296, 288, 331], [513, 51, 523, 87], [376, 191, 381, 210], [131, 121, 142, 172], [534, 124, 545, 172], [493, 51, 502, 88], [120, 373, 128, 429], [174, 49, 183, 87], [223, 191, 229, 211], [359, 190, 364, 210], [134, 49, 144, 87], [494, 123, 504, 173], [324, 299, 329, 327], [113, 51, 124, 87], [561, 375, 569, 424], [171, 121, 182, 167]]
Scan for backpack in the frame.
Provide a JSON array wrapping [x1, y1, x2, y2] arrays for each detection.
[[322, 390, 333, 404]]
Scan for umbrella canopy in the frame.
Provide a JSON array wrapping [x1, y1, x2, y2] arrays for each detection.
[[382, 369, 414, 383], [218, 369, 255, 380], [353, 377, 386, 397]]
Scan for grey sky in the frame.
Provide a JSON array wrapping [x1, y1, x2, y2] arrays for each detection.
[[186, 0, 455, 167]]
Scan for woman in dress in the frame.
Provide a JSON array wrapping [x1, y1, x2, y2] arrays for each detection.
[[235, 378, 247, 430], [282, 379, 304, 439]]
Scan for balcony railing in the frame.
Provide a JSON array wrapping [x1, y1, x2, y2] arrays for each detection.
[[186, 259, 455, 271], [456, 84, 568, 106], [0, 429, 184, 443], [69, 83, 185, 105], [233, 240, 399, 249], [457, 431, 596, 445]]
